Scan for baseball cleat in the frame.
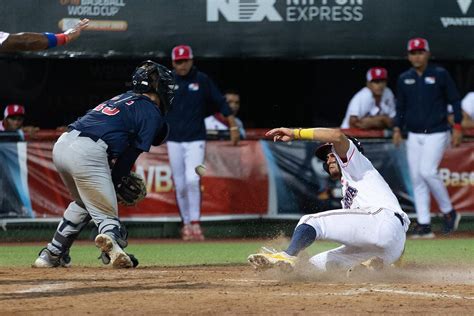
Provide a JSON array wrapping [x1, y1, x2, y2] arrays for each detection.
[[346, 256, 384, 278], [442, 210, 461, 235], [32, 248, 71, 268], [181, 224, 193, 241], [191, 223, 205, 241], [410, 223, 435, 239], [95, 234, 133, 269], [247, 251, 296, 272]]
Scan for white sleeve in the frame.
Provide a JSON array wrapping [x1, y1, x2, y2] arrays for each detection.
[[204, 116, 213, 129], [385, 88, 397, 118], [333, 141, 373, 180], [0, 32, 10, 46], [346, 93, 363, 118], [461, 92, 474, 118]]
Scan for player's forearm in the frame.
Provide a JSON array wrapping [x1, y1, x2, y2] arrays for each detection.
[[359, 116, 392, 129], [0, 32, 68, 52], [227, 115, 238, 129], [461, 113, 474, 128], [0, 33, 48, 51], [111, 147, 143, 186], [348, 116, 362, 128], [293, 128, 345, 143]]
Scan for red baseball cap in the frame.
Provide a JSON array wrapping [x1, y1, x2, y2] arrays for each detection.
[[172, 45, 193, 61], [4, 104, 25, 118], [366, 67, 388, 82], [407, 38, 430, 52]]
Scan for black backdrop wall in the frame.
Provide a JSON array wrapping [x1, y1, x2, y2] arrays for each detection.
[[1, 57, 473, 129], [2, 1, 474, 128]]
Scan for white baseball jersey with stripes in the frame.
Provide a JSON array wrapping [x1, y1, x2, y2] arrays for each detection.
[[298, 141, 410, 271]]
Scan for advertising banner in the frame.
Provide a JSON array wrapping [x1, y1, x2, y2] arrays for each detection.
[[24, 138, 474, 219], [27, 140, 269, 218], [0, 142, 32, 218], [2, 1, 474, 59], [436, 144, 474, 211]]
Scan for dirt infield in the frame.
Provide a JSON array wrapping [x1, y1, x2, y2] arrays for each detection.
[[1, 263, 473, 315]]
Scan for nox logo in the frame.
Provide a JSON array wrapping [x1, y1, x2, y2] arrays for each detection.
[[457, 0, 472, 14], [207, 0, 283, 22]]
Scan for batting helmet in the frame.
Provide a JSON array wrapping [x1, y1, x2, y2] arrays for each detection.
[[132, 60, 175, 113]]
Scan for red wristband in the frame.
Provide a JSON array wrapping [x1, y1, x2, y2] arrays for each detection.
[[55, 33, 67, 46], [453, 123, 462, 131]]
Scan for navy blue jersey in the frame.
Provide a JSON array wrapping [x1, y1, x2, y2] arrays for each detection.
[[70, 91, 164, 158], [394, 65, 462, 133], [165, 67, 232, 142]]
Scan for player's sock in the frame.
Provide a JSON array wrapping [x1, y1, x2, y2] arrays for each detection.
[[285, 224, 317, 256]]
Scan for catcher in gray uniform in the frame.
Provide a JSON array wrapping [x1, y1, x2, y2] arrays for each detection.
[[33, 60, 174, 268]]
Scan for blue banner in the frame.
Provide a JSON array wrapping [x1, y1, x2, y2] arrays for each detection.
[[262, 140, 415, 215], [0, 142, 33, 218]]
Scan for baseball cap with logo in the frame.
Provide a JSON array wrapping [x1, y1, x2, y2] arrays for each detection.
[[407, 38, 430, 52], [4, 104, 25, 118], [366, 67, 388, 82], [172, 45, 193, 61]]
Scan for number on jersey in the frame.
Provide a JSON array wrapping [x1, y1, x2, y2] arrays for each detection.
[[93, 103, 120, 116]]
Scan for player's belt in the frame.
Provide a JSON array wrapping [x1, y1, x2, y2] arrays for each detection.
[[68, 127, 100, 142], [394, 212, 404, 226]]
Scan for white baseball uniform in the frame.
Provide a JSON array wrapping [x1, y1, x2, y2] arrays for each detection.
[[340, 87, 396, 129], [406, 131, 452, 224], [297, 141, 409, 271], [461, 92, 474, 119], [167, 140, 205, 225], [0, 32, 9, 46]]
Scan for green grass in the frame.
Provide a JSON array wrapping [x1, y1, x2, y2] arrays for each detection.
[[0, 239, 472, 267]]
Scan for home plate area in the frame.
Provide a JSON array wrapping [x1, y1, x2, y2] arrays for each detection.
[[1, 264, 473, 314]]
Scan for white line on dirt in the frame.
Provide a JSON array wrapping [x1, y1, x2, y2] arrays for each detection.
[[268, 288, 474, 300], [223, 278, 280, 283], [370, 288, 474, 300], [15, 282, 75, 293]]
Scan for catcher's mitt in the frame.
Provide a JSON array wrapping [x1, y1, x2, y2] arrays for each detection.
[[116, 172, 147, 206]]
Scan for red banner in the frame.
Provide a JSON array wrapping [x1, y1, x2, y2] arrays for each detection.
[[27, 141, 269, 218], [434, 143, 474, 212], [26, 137, 474, 218]]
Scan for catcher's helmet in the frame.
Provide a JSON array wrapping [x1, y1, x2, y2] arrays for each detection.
[[132, 60, 175, 113]]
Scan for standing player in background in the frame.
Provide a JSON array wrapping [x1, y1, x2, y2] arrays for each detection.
[[166, 45, 240, 241], [205, 89, 246, 139], [248, 127, 409, 274], [33, 61, 174, 268], [340, 67, 396, 130], [393, 38, 462, 238], [0, 19, 89, 52]]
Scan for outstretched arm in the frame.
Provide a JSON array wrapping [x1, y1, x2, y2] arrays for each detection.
[[265, 127, 350, 158], [0, 19, 89, 52]]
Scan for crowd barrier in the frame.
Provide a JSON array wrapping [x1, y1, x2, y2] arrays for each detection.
[[0, 129, 473, 221]]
